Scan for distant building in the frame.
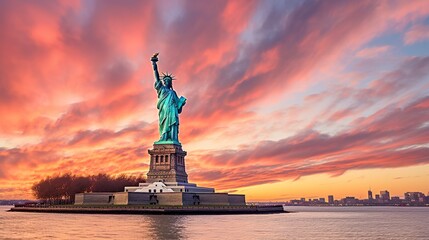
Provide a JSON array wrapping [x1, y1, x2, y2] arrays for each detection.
[[404, 192, 425, 203], [368, 190, 373, 200], [319, 198, 325, 203], [375, 194, 380, 200], [328, 195, 334, 204], [390, 196, 400, 204], [342, 197, 358, 205], [300, 198, 305, 202], [380, 190, 390, 202]]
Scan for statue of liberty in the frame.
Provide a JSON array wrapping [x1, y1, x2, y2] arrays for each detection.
[[151, 53, 186, 145]]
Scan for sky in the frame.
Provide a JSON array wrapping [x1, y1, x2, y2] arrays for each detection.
[[1, 0, 429, 201]]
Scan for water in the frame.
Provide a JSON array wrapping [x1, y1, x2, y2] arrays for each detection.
[[0, 206, 428, 239]]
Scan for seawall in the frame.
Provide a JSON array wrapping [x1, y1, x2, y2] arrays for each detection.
[[9, 205, 287, 215]]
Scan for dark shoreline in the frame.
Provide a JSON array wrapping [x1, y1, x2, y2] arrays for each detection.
[[8, 205, 287, 215]]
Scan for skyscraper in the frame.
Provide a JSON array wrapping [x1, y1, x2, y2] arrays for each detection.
[[380, 190, 390, 202], [328, 195, 334, 204], [368, 190, 373, 200]]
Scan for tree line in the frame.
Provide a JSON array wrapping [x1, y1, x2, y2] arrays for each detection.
[[31, 173, 146, 204]]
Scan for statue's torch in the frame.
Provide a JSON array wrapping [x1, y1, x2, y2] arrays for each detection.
[[151, 52, 159, 62]]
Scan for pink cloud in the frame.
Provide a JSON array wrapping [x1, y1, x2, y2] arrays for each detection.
[[356, 45, 391, 58], [189, 96, 429, 189], [404, 24, 429, 45]]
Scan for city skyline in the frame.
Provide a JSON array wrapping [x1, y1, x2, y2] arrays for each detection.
[[1, 0, 429, 201], [286, 189, 429, 206]]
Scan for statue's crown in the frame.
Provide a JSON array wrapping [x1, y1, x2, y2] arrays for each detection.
[[162, 72, 175, 80]]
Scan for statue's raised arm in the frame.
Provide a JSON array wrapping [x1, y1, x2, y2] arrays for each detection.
[[151, 53, 161, 88]]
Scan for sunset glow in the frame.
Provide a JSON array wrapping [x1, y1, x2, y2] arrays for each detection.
[[1, 0, 429, 200]]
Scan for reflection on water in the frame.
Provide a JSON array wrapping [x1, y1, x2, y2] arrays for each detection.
[[145, 215, 187, 240], [1, 206, 428, 240]]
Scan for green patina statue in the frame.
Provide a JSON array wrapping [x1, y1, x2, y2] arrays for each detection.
[[151, 53, 186, 145]]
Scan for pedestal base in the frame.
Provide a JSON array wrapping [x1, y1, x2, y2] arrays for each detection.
[[147, 144, 188, 183]]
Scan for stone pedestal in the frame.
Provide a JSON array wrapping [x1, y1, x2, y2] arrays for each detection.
[[146, 144, 188, 183]]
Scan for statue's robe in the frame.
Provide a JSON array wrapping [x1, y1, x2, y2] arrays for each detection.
[[155, 81, 183, 140]]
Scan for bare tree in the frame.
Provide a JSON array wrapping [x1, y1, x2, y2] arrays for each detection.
[[32, 173, 146, 204]]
